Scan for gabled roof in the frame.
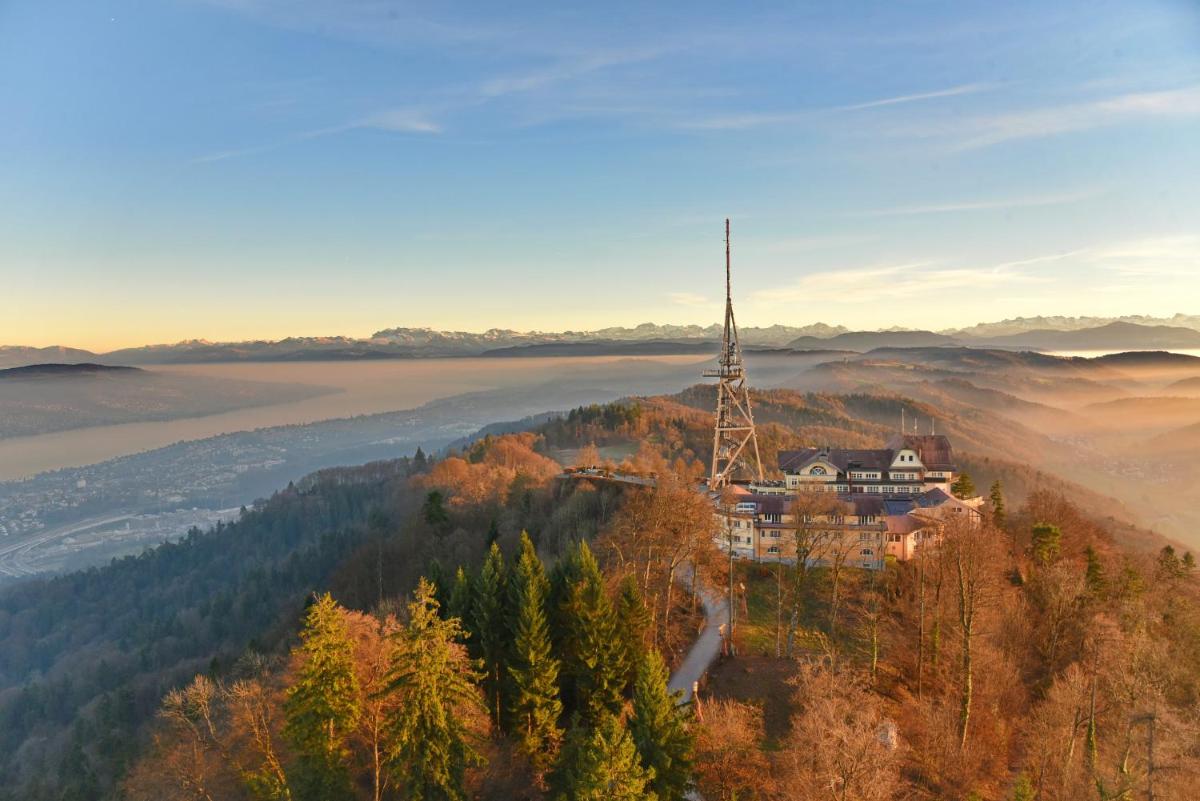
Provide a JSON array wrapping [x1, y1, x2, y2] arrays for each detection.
[[885, 434, 955, 471], [915, 487, 957, 508]]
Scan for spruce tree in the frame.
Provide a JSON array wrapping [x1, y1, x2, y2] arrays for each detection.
[[616, 575, 652, 691], [472, 542, 508, 727], [448, 566, 473, 627], [283, 593, 361, 801], [561, 542, 627, 722], [989, 480, 1006, 528], [507, 532, 563, 778], [550, 712, 658, 801], [383, 578, 484, 801], [629, 649, 694, 801], [951, 472, 976, 499]]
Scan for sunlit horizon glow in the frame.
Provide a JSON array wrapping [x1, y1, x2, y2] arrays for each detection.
[[2, 1, 1199, 351]]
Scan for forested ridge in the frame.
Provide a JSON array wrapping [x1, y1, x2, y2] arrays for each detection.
[[0, 389, 1197, 800]]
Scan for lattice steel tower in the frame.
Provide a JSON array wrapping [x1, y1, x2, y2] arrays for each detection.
[[705, 219, 764, 490]]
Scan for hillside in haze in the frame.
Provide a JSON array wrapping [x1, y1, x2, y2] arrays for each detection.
[[0, 364, 333, 438]]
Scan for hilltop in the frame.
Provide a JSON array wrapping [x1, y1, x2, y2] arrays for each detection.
[[0, 362, 142, 379]]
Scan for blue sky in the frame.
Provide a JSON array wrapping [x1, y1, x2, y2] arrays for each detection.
[[2, 0, 1199, 349]]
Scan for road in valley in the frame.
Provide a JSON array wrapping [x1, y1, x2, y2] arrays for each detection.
[[0, 514, 133, 578]]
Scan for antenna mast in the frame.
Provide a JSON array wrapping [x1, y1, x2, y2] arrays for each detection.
[[705, 219, 763, 490]]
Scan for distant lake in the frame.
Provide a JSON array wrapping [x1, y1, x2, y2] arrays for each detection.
[[0, 355, 712, 480]]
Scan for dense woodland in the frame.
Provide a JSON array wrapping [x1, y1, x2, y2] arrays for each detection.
[[0, 390, 1197, 800]]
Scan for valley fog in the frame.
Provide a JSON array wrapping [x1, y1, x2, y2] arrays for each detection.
[[0, 355, 715, 479]]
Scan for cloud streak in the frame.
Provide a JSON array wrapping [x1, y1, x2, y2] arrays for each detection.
[[686, 82, 990, 131], [943, 85, 1200, 149], [192, 107, 441, 164], [856, 189, 1096, 217]]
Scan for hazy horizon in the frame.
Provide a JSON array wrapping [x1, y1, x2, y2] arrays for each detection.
[[7, 312, 1200, 353]]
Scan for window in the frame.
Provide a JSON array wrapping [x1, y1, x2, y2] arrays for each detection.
[[860, 548, 874, 555], [887, 533, 901, 542], [768, 530, 780, 539], [810, 465, 826, 475], [859, 532, 872, 541], [767, 546, 780, 554]]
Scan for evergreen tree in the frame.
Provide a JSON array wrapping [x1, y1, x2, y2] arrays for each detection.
[[1031, 523, 1062, 566], [472, 542, 509, 727], [616, 575, 652, 691], [629, 650, 694, 801], [383, 578, 484, 801], [550, 713, 658, 801], [1010, 773, 1035, 801], [506, 532, 563, 778], [413, 446, 428, 470], [988, 480, 1006, 528], [448, 566, 473, 627], [560, 542, 627, 722], [283, 593, 361, 801], [951, 472, 976, 499], [423, 490, 450, 532], [427, 558, 449, 614]]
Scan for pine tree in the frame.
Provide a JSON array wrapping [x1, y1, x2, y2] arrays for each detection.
[[629, 650, 694, 801], [472, 542, 508, 727], [383, 578, 484, 801], [560, 542, 627, 722], [506, 532, 563, 778], [616, 575, 652, 691], [951, 472, 976, 499], [283, 593, 361, 801], [550, 713, 658, 801], [989, 480, 1006, 528]]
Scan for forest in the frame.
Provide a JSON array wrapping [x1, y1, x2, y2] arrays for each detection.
[[0, 390, 1197, 800]]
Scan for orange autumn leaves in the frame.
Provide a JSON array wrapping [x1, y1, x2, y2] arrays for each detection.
[[417, 433, 562, 509]]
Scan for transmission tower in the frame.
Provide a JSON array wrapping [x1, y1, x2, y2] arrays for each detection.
[[705, 219, 763, 491]]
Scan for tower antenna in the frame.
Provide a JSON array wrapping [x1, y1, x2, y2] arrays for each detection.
[[705, 219, 763, 490]]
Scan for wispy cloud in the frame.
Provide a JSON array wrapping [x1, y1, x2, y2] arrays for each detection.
[[1085, 234, 1200, 278], [480, 45, 671, 98], [686, 82, 989, 131], [856, 189, 1096, 217], [942, 85, 1200, 150], [751, 257, 1046, 306], [192, 107, 441, 164], [835, 82, 993, 111], [666, 291, 719, 309]]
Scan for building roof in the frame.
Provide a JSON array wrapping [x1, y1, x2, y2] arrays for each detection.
[[883, 498, 917, 515], [886, 514, 925, 534], [885, 434, 955, 471], [915, 487, 957, 508], [779, 447, 895, 474]]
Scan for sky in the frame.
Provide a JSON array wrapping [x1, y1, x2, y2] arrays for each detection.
[[2, 0, 1199, 351]]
